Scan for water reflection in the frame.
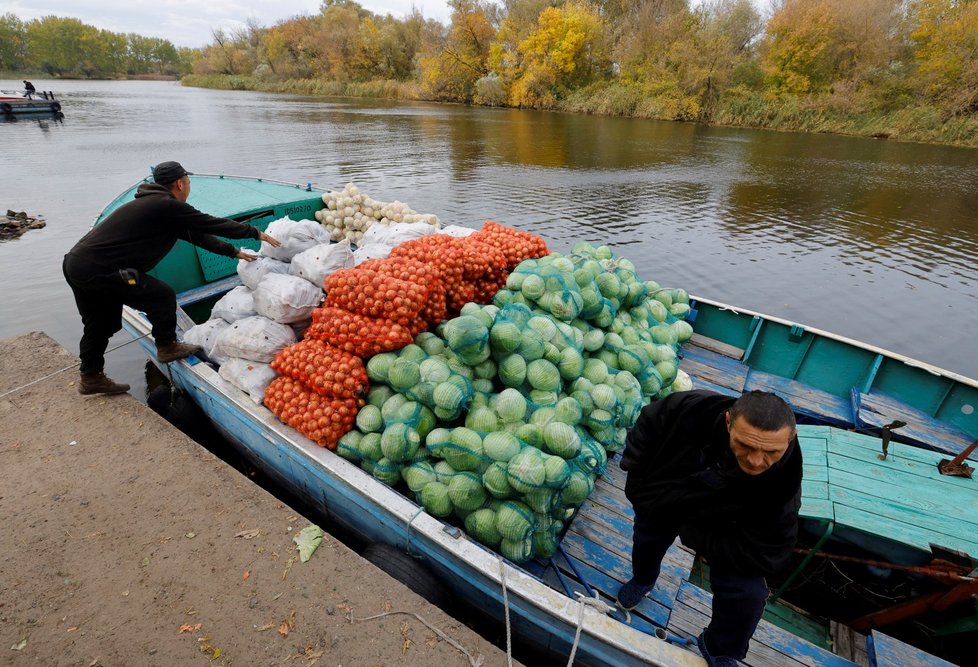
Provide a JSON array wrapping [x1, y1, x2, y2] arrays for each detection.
[[0, 111, 65, 131]]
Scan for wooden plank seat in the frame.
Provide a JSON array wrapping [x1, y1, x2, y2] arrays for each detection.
[[852, 389, 976, 461], [867, 629, 957, 667], [679, 342, 750, 397], [745, 369, 854, 428], [667, 580, 857, 667]]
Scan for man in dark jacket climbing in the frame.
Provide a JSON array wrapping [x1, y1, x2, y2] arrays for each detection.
[[63, 160, 281, 395], [617, 389, 801, 666]]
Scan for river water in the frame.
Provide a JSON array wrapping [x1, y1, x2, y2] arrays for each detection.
[[2, 79, 977, 398]]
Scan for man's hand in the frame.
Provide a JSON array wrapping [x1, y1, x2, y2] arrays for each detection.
[[236, 249, 259, 262], [259, 231, 282, 248]]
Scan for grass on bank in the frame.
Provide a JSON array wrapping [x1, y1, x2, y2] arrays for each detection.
[[182, 74, 978, 148]]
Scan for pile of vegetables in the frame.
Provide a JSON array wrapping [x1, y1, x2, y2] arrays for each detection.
[[332, 242, 694, 564], [316, 183, 440, 244], [263, 220, 549, 447]]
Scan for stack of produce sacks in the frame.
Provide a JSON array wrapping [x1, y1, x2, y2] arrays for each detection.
[[333, 242, 694, 564], [316, 183, 440, 245], [182, 216, 353, 403], [263, 221, 550, 447]]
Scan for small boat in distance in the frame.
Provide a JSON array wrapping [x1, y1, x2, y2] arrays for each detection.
[[0, 88, 62, 115]]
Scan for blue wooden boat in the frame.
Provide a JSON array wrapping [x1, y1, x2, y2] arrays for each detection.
[[99, 173, 974, 666]]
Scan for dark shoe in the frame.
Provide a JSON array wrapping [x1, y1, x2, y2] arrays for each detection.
[[156, 341, 202, 363], [78, 372, 130, 395], [697, 631, 738, 667], [616, 578, 652, 610]]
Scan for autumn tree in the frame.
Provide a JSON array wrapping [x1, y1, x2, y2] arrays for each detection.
[[0, 13, 27, 71], [419, 0, 498, 101], [908, 0, 978, 115]]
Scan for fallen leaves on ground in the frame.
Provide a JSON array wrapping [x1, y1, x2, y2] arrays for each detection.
[[235, 528, 260, 539], [242, 570, 250, 581], [179, 623, 202, 634]]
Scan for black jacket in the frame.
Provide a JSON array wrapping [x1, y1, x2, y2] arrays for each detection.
[[68, 182, 260, 273], [620, 390, 802, 577]]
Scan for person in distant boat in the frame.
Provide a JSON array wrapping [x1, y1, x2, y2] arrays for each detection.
[[23, 80, 35, 98], [63, 160, 282, 396], [617, 389, 801, 667]]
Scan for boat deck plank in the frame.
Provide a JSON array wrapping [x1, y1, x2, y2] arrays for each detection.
[[854, 390, 976, 460], [679, 345, 749, 396], [667, 581, 857, 667], [868, 630, 957, 667], [745, 369, 854, 427]]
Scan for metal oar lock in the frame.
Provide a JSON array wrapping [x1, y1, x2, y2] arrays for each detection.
[[877, 420, 906, 461], [937, 438, 978, 478]]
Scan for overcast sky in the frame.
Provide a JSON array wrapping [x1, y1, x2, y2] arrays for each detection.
[[0, 1, 455, 48]]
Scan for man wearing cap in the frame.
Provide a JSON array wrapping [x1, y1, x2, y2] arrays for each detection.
[[63, 161, 281, 395]]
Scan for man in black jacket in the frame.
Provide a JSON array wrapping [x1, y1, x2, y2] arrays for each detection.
[[617, 389, 801, 666], [63, 161, 281, 395]]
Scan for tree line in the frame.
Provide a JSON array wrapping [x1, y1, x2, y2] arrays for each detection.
[[0, 14, 194, 78], [188, 0, 978, 125]]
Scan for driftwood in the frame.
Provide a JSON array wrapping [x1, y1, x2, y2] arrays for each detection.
[[2, 210, 46, 240]]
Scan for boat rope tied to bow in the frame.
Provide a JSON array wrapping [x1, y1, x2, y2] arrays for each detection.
[[498, 558, 514, 667], [0, 333, 150, 400], [346, 609, 484, 667], [567, 590, 616, 667], [404, 507, 425, 555]]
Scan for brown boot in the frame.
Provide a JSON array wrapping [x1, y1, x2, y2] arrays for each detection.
[[79, 372, 130, 395], [156, 341, 203, 363]]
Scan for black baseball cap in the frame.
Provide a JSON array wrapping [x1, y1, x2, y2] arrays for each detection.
[[152, 161, 193, 185]]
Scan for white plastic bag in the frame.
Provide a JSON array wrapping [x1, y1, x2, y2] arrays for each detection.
[[261, 216, 331, 262], [440, 225, 477, 238], [210, 286, 256, 323], [218, 358, 279, 405], [237, 256, 290, 291], [253, 273, 323, 324], [183, 319, 230, 364], [288, 239, 354, 288], [362, 221, 436, 247], [213, 315, 296, 363], [352, 242, 392, 265]]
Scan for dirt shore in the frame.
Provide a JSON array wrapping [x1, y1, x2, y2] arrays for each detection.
[[0, 332, 515, 666]]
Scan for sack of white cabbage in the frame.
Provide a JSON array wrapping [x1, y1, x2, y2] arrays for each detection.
[[336, 242, 693, 564]]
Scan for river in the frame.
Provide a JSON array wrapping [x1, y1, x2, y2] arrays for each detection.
[[2, 79, 977, 399]]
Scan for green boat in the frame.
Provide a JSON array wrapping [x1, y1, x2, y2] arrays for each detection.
[[100, 173, 974, 666]]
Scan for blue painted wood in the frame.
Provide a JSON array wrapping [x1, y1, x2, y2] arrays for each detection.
[[671, 581, 857, 667], [799, 497, 835, 522], [826, 435, 978, 492], [678, 345, 749, 394], [868, 630, 956, 667], [745, 369, 854, 427], [176, 274, 242, 307], [855, 390, 976, 460]]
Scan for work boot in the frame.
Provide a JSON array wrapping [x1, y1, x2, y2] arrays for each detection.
[[616, 578, 653, 611], [696, 631, 738, 667], [78, 372, 130, 395], [156, 341, 202, 363]]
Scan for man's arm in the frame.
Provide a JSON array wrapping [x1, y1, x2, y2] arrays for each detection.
[[679, 492, 801, 577], [619, 394, 673, 472]]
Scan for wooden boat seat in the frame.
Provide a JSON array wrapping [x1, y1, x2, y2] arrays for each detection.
[[867, 629, 956, 667], [680, 339, 749, 397], [745, 369, 854, 427], [667, 580, 857, 667], [852, 389, 976, 461]]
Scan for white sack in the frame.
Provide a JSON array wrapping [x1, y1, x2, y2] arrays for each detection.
[[218, 358, 279, 405], [210, 286, 256, 323], [289, 239, 354, 288], [213, 315, 296, 363], [238, 256, 290, 291], [253, 273, 323, 324], [261, 216, 331, 261], [183, 319, 230, 365], [352, 242, 392, 266], [362, 221, 436, 247], [440, 225, 477, 238]]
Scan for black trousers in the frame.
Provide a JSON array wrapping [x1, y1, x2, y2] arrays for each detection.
[[63, 254, 176, 374], [631, 511, 768, 660]]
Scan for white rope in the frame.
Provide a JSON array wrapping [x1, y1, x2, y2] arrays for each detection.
[[348, 609, 484, 667], [499, 559, 514, 667], [566, 590, 615, 667], [404, 507, 425, 555], [0, 333, 150, 399]]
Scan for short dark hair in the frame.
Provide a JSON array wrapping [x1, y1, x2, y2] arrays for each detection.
[[728, 391, 795, 432]]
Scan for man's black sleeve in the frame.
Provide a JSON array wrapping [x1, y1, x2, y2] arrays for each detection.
[[619, 395, 670, 472], [172, 200, 261, 257], [679, 491, 801, 577]]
